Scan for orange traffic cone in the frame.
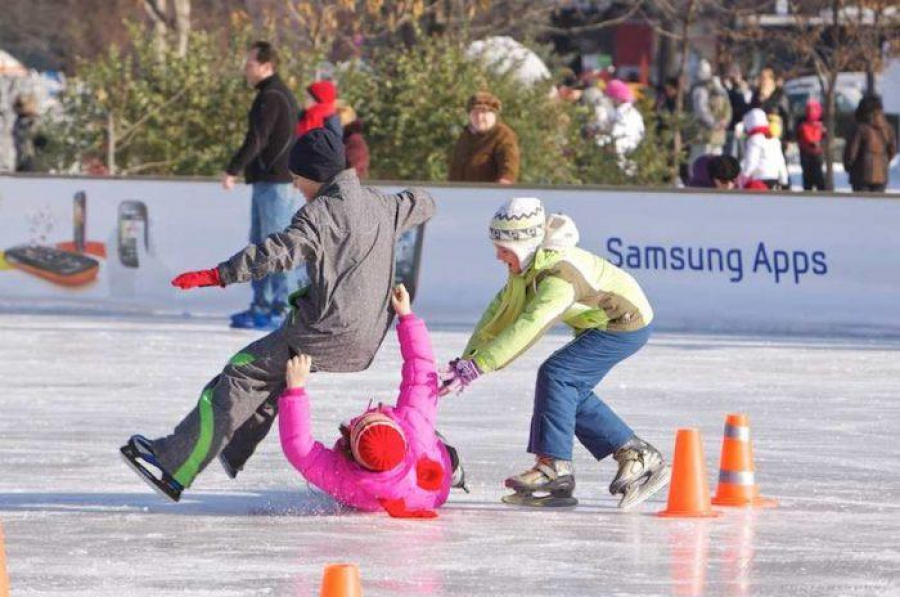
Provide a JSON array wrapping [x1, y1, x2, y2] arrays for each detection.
[[320, 563, 362, 597], [658, 428, 721, 518], [711, 414, 777, 508], [1, 521, 9, 597]]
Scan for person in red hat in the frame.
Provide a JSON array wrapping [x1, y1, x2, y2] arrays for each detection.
[[278, 284, 467, 518], [796, 99, 826, 191], [296, 79, 342, 139]]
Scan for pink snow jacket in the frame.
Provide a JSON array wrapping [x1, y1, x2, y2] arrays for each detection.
[[278, 314, 451, 517]]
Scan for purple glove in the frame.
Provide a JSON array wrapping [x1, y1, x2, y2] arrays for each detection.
[[439, 358, 481, 396]]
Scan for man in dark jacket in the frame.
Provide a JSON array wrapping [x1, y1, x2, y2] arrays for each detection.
[[751, 67, 791, 143], [121, 129, 437, 501], [223, 41, 301, 330]]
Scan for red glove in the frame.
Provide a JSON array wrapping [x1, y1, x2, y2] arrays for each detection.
[[416, 457, 444, 491], [171, 268, 222, 290], [378, 498, 438, 519]]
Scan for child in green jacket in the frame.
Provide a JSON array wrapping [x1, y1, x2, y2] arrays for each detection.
[[441, 197, 668, 509]]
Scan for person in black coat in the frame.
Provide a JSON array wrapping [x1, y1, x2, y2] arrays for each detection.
[[222, 41, 302, 330]]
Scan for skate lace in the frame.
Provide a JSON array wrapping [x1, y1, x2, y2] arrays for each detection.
[[531, 457, 557, 481], [617, 448, 646, 470]]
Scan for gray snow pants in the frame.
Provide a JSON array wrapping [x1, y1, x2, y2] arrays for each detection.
[[151, 328, 291, 488]]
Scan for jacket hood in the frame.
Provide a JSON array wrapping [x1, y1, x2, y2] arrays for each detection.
[[308, 80, 337, 104], [743, 108, 769, 132], [696, 59, 713, 83], [542, 213, 580, 252], [805, 100, 823, 122]]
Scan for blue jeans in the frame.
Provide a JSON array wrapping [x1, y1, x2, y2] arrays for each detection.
[[248, 182, 304, 312], [528, 325, 652, 461]]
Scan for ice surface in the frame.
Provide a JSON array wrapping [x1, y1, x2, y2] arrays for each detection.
[[1, 313, 899, 596]]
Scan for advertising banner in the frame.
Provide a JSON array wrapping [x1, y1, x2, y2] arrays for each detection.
[[1, 175, 898, 335]]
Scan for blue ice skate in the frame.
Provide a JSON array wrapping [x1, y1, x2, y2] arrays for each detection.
[[229, 308, 272, 330]]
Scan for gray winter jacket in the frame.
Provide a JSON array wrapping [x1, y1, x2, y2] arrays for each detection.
[[217, 169, 436, 371]]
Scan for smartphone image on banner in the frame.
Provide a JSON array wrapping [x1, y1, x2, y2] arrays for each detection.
[[73, 191, 86, 253], [118, 201, 149, 268], [394, 223, 426, 302], [4, 245, 100, 286]]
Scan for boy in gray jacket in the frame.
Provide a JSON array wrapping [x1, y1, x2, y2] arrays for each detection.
[[121, 129, 436, 501]]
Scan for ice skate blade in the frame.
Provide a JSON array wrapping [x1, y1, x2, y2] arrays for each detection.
[[501, 493, 578, 508], [504, 476, 574, 494], [119, 447, 181, 503], [618, 466, 671, 511], [219, 453, 239, 480]]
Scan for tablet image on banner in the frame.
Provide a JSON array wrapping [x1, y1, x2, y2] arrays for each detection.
[[74, 191, 86, 253], [395, 224, 426, 302], [3, 244, 100, 287], [118, 200, 149, 269]]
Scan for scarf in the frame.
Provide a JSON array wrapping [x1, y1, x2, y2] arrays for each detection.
[[463, 250, 556, 358], [748, 126, 772, 139]]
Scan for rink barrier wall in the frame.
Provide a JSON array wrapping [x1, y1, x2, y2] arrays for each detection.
[[1, 174, 899, 337]]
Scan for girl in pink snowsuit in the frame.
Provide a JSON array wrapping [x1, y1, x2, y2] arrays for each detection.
[[278, 285, 452, 518]]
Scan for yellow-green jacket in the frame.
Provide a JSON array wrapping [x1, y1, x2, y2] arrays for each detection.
[[463, 216, 653, 374]]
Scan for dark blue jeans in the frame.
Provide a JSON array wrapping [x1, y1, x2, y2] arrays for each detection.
[[249, 182, 303, 312], [528, 325, 652, 461]]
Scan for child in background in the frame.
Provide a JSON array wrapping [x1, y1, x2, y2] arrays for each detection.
[[279, 285, 463, 518], [707, 155, 742, 190], [740, 108, 789, 190], [797, 100, 826, 191]]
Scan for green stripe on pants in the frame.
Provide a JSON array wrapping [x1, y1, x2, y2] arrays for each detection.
[[173, 388, 215, 486]]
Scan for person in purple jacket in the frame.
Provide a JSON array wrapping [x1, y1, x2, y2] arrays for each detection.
[[278, 284, 462, 518]]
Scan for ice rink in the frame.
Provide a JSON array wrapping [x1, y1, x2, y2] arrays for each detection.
[[1, 313, 899, 596]]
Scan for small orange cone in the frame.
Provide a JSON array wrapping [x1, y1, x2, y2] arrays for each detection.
[[320, 563, 362, 597], [1, 521, 9, 597], [658, 428, 721, 518], [711, 414, 777, 508]]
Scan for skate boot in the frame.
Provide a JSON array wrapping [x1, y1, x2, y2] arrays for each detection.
[[120, 435, 184, 502], [609, 436, 670, 510], [444, 442, 470, 493], [264, 305, 289, 331], [436, 431, 469, 493], [502, 457, 577, 508], [230, 307, 271, 330]]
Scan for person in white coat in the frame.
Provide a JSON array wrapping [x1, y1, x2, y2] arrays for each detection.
[[740, 108, 788, 189], [595, 79, 644, 175]]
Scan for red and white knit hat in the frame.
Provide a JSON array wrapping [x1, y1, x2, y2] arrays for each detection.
[[350, 412, 407, 472]]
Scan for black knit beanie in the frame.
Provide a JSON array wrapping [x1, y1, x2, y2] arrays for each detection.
[[289, 128, 346, 182]]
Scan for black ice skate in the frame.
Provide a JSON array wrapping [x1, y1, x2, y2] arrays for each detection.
[[445, 442, 470, 493], [609, 436, 670, 510], [502, 458, 577, 508], [120, 435, 184, 502], [218, 453, 240, 480], [436, 431, 470, 493]]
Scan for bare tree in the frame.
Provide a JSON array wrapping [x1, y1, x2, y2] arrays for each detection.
[[752, 0, 900, 188], [851, 1, 900, 93], [632, 0, 752, 182], [0, 0, 139, 72], [143, 0, 192, 58]]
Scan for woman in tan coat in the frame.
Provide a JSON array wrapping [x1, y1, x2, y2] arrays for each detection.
[[448, 92, 520, 184]]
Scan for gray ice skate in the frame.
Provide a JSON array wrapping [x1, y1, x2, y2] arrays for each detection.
[[609, 436, 670, 510], [502, 458, 577, 508]]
